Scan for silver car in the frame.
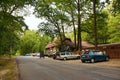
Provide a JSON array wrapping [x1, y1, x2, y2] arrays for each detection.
[[56, 52, 80, 60]]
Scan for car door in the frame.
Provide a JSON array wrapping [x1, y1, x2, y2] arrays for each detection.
[[65, 52, 71, 59], [70, 52, 76, 59], [98, 52, 106, 61], [93, 51, 102, 61], [60, 52, 66, 59]]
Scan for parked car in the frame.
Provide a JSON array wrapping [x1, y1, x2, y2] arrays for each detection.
[[81, 50, 109, 63], [53, 52, 60, 59], [53, 52, 80, 60], [25, 54, 31, 56], [32, 53, 40, 57]]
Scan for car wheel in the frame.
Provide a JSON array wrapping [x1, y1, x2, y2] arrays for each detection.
[[106, 57, 109, 61], [63, 57, 67, 61], [91, 58, 95, 63], [53, 57, 56, 59]]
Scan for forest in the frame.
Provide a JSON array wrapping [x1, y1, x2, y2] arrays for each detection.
[[0, 0, 120, 56]]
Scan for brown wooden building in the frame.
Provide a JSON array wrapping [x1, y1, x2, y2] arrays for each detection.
[[84, 43, 120, 59], [45, 42, 56, 55]]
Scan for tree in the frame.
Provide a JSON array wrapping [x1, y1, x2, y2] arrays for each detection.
[[111, 0, 120, 15], [0, 12, 27, 56], [77, 0, 82, 51], [53, 0, 78, 48], [53, 0, 109, 50], [0, 0, 34, 56], [108, 14, 120, 43], [34, 0, 83, 51], [93, 0, 97, 49], [34, 0, 70, 46], [19, 30, 51, 55], [82, 11, 109, 44], [34, 0, 119, 52], [20, 30, 39, 55], [38, 22, 59, 40], [39, 35, 52, 52]]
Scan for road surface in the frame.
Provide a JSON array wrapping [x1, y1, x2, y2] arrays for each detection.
[[16, 56, 120, 80]]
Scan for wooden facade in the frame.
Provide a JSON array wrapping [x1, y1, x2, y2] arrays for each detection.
[[45, 42, 56, 55], [83, 43, 120, 59]]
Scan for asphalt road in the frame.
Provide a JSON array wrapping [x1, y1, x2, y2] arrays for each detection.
[[16, 56, 120, 80]]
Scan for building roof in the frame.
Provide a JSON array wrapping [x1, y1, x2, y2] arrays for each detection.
[[83, 43, 120, 49], [82, 41, 94, 48], [97, 43, 120, 47], [45, 42, 56, 49], [45, 38, 94, 49]]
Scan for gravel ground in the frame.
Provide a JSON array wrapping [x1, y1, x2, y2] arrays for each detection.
[[94, 59, 120, 68], [46, 57, 120, 68]]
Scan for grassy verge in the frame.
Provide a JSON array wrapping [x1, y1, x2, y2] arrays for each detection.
[[0, 57, 18, 80]]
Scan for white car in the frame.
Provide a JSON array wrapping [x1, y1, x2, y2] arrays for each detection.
[[32, 53, 40, 57], [55, 52, 80, 60]]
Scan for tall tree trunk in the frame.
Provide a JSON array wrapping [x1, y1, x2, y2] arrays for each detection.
[[61, 25, 65, 39], [73, 20, 77, 48], [77, 0, 82, 51], [93, 0, 97, 49], [56, 23, 63, 45], [69, 4, 77, 49], [71, 12, 76, 48]]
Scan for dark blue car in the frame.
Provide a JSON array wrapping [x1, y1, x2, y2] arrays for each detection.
[[81, 50, 109, 63]]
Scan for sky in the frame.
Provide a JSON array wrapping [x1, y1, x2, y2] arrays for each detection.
[[24, 15, 43, 30], [23, 6, 45, 31]]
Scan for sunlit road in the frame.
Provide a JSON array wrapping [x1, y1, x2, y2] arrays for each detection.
[[16, 56, 120, 80]]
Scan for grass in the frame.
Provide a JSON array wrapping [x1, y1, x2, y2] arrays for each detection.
[[0, 56, 18, 80]]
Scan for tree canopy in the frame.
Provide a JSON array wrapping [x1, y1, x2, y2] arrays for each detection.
[[0, 0, 33, 55], [19, 30, 51, 55], [0, 0, 120, 55]]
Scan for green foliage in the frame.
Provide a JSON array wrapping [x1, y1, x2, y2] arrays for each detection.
[[111, 0, 120, 15], [38, 22, 58, 40], [39, 35, 52, 52], [20, 30, 39, 55], [0, 13, 24, 55], [19, 30, 51, 55], [0, 0, 33, 56], [1, 0, 120, 55], [82, 11, 109, 44], [34, 0, 120, 49], [108, 14, 120, 43], [34, 0, 71, 43]]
